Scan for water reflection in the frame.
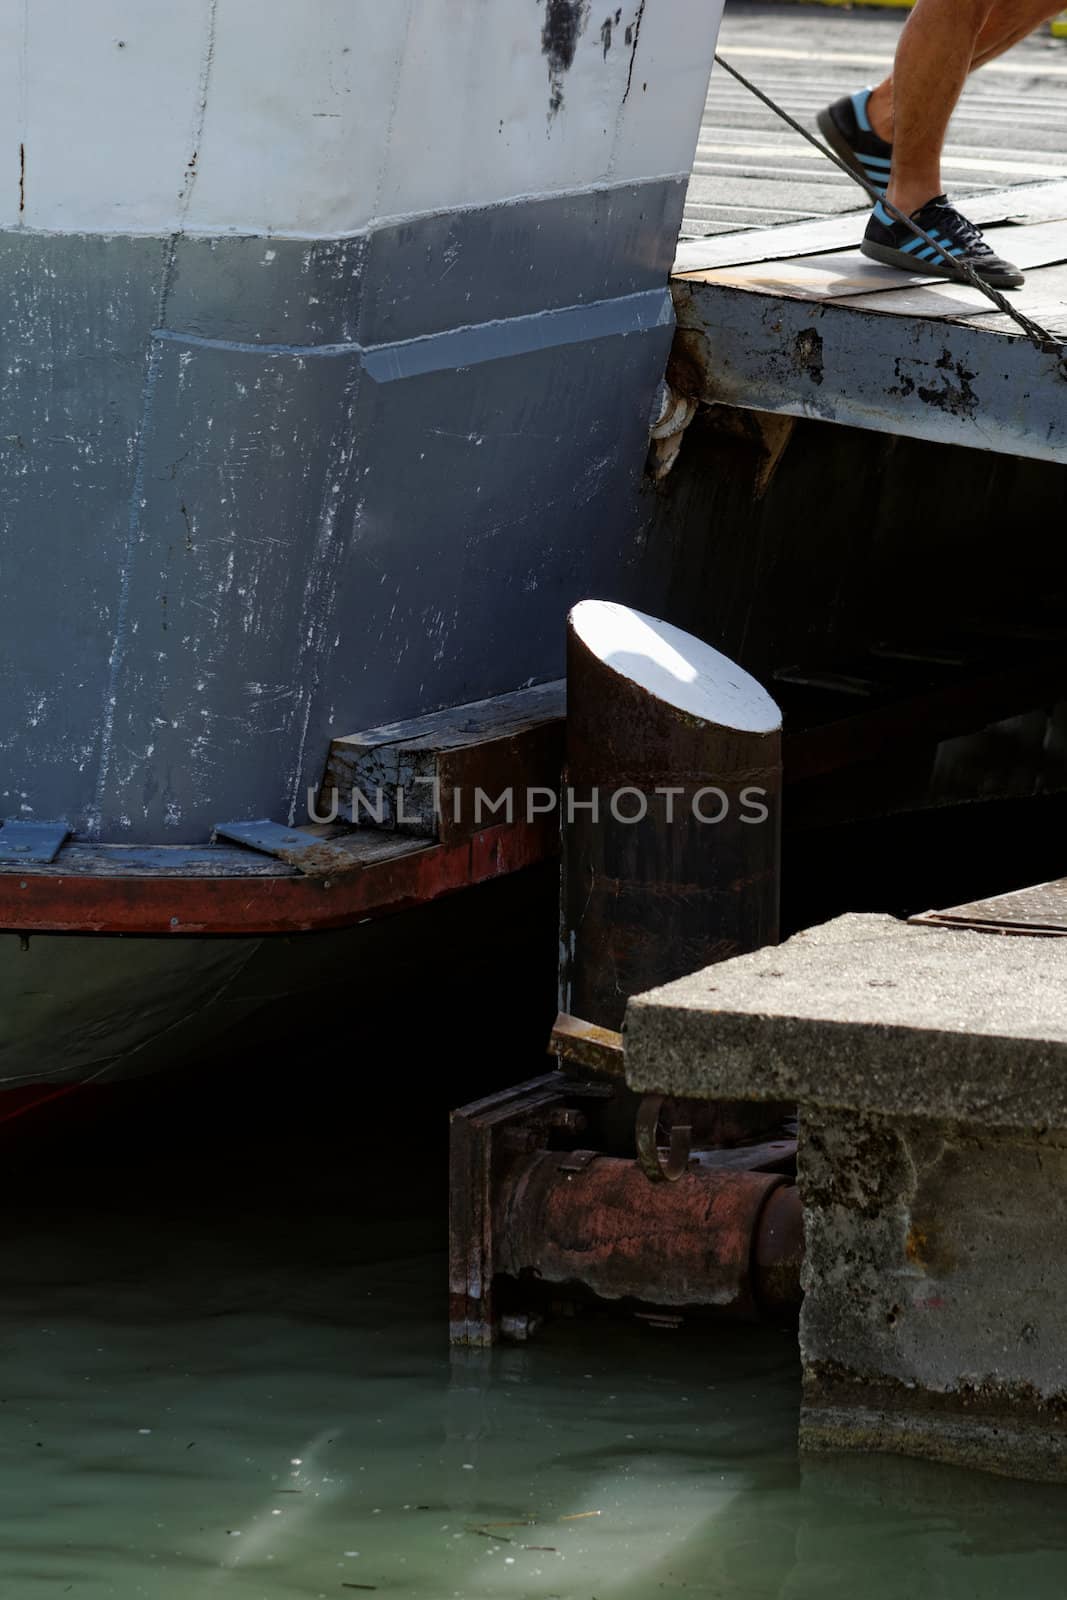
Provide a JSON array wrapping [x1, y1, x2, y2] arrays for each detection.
[[1, 1190, 1065, 1597]]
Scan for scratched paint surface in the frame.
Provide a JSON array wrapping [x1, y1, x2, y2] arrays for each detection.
[[0, 221, 677, 841], [0, 1, 721, 842], [3, 1192, 1067, 1596]]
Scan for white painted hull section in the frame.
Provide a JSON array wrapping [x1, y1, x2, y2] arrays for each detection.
[[0, 0, 721, 238]]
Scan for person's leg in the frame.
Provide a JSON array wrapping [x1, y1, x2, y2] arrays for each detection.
[[816, 0, 1039, 280], [877, 0, 997, 213], [815, 0, 1035, 282], [866, 0, 1064, 143]]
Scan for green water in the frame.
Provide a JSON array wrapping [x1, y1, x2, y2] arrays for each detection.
[[3, 1179, 1067, 1600]]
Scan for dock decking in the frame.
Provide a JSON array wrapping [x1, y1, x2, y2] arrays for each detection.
[[671, 180, 1067, 463]]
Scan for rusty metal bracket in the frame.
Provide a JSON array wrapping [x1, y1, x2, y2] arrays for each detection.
[[910, 876, 1067, 937], [450, 1072, 573, 1347], [451, 1073, 804, 1343], [635, 1094, 692, 1184]]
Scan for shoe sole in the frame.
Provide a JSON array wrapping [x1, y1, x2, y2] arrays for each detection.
[[815, 108, 883, 196], [861, 237, 1025, 289]]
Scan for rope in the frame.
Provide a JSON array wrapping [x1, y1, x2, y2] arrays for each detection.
[[713, 53, 1066, 357]]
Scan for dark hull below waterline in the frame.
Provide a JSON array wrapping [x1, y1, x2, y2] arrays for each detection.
[[0, 932, 264, 1093], [0, 865, 558, 1099]]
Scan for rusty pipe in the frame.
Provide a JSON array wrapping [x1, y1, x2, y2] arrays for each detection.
[[754, 1180, 804, 1314], [494, 1150, 803, 1321]]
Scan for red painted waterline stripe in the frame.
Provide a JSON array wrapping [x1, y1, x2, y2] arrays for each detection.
[[0, 1082, 85, 1126], [0, 821, 556, 936]]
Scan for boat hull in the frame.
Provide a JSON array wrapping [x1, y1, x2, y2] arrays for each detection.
[[0, 930, 262, 1092], [1, 0, 723, 844], [0, 2, 724, 1092]]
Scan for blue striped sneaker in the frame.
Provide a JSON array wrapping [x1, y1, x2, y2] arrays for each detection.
[[861, 196, 1025, 288], [816, 88, 893, 196]]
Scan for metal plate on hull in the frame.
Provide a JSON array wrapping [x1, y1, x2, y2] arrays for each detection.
[[0, 821, 70, 865], [213, 819, 428, 876]]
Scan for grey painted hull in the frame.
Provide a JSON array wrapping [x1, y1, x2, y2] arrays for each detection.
[[0, 182, 690, 1088], [1, 181, 684, 844]]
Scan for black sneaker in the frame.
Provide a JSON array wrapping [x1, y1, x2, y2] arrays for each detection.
[[816, 88, 893, 196], [861, 196, 1025, 288]]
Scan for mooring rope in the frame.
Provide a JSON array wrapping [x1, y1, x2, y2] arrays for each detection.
[[713, 53, 1066, 358]]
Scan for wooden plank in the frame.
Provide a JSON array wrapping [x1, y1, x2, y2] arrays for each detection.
[[964, 262, 1067, 336], [678, 219, 1067, 307], [785, 651, 1067, 785], [675, 210, 870, 275], [0, 843, 295, 879], [324, 679, 566, 845], [330, 679, 565, 754], [967, 310, 1067, 338], [826, 259, 1067, 331], [672, 179, 1067, 276], [550, 1012, 625, 1079], [680, 252, 945, 300], [213, 818, 429, 876], [992, 178, 1067, 223], [825, 279, 1010, 321]]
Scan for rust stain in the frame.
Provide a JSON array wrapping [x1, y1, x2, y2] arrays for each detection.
[[792, 326, 824, 386], [905, 1223, 929, 1266], [665, 325, 710, 402]]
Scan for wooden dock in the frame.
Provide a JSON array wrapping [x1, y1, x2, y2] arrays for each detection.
[[671, 180, 1067, 463]]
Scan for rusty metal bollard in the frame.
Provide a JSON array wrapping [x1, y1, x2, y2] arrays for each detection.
[[560, 599, 782, 1034]]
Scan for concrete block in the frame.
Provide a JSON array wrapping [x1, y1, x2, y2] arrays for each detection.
[[624, 912, 1067, 1480], [625, 912, 1067, 1131]]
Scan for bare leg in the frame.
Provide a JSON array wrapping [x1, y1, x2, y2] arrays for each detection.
[[871, 0, 996, 212], [867, 0, 1064, 144]]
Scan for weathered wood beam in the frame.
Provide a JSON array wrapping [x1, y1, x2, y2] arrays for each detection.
[[322, 681, 565, 844]]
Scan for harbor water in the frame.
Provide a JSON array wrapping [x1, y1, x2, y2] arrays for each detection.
[[4, 1128, 1067, 1600], [6, 812, 1067, 1598]]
